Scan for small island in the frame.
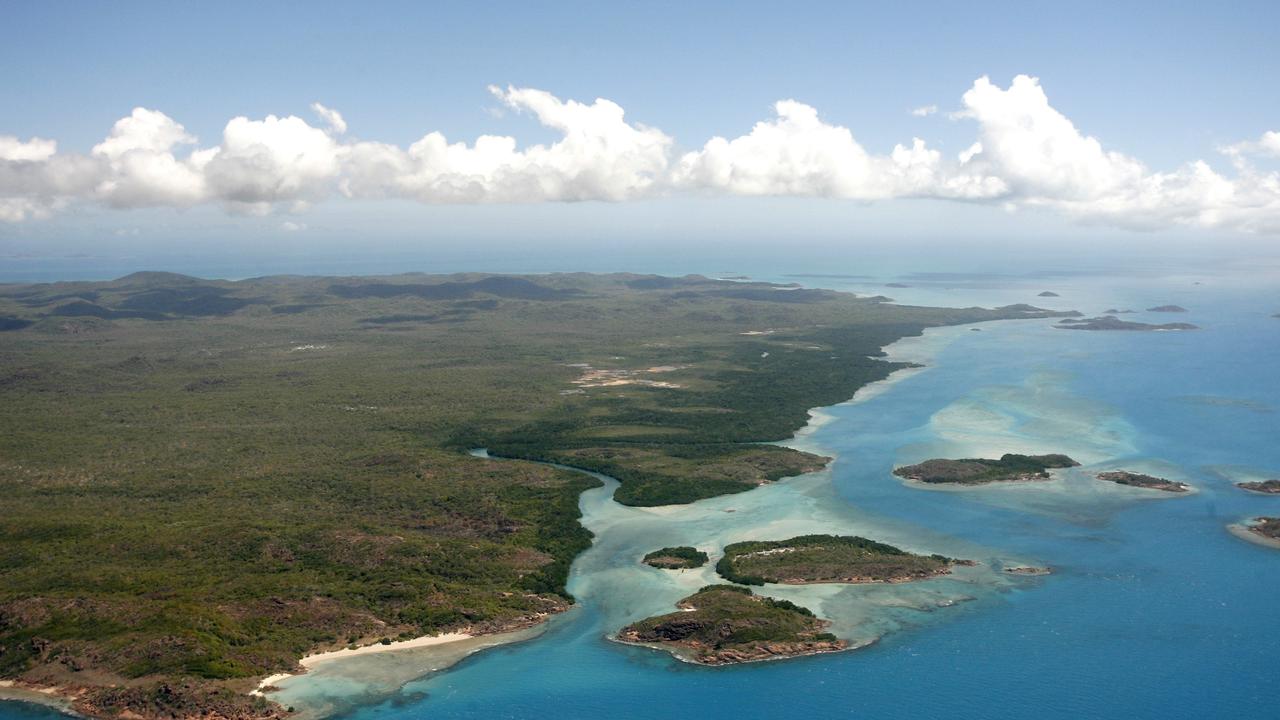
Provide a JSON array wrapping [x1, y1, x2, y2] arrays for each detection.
[[1237, 479, 1280, 494], [616, 585, 845, 665], [1003, 565, 1052, 576], [1103, 308, 1136, 314], [1095, 470, 1189, 493], [885, 282, 911, 288], [643, 546, 709, 569], [715, 534, 963, 585], [1147, 305, 1189, 312], [1055, 316, 1198, 331], [893, 453, 1079, 486], [1038, 291, 1060, 297], [1230, 517, 1280, 549]]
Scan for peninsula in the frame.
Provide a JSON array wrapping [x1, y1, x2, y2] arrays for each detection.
[[893, 454, 1080, 485], [1095, 471, 1189, 493], [1055, 316, 1199, 331], [616, 586, 845, 665], [715, 534, 962, 585], [0, 271, 1076, 717]]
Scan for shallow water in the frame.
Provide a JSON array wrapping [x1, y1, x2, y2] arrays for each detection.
[[5, 259, 1279, 720]]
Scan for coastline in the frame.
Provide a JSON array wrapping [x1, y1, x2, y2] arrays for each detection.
[[0, 682, 76, 717], [252, 631, 474, 695], [1227, 522, 1280, 550]]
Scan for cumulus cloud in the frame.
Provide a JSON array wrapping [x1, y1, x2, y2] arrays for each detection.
[[672, 99, 1004, 200], [1, 79, 1278, 233], [311, 103, 347, 135]]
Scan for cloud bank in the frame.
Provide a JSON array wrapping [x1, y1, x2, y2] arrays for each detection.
[[2, 75, 1278, 233]]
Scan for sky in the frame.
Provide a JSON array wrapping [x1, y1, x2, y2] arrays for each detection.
[[2, 0, 1279, 269]]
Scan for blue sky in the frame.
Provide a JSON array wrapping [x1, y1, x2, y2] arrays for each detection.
[[2, 0, 1279, 263]]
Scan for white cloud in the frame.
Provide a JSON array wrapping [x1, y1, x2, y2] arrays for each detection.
[[280, 220, 307, 232], [1, 81, 1278, 234], [672, 99, 1004, 200], [910, 105, 938, 117], [338, 86, 673, 203], [311, 103, 348, 135]]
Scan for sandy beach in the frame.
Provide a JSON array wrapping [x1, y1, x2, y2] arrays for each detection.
[[1227, 523, 1280, 550], [252, 632, 473, 695]]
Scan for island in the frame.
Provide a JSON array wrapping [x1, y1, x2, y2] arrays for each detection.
[[1237, 479, 1280, 494], [893, 453, 1080, 485], [0, 271, 1079, 717], [615, 585, 845, 665], [1003, 565, 1052, 576], [1248, 517, 1280, 541], [1103, 308, 1136, 314], [1055, 316, 1199, 331], [885, 282, 911, 288], [1230, 517, 1280, 549], [1147, 305, 1189, 312], [1038, 291, 1060, 297], [1095, 471, 1189, 493], [643, 546, 709, 569], [715, 534, 964, 585]]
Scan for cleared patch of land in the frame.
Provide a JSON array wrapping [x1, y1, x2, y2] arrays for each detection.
[[715, 535, 960, 585]]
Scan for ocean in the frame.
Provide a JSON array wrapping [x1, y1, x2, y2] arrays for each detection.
[[3, 252, 1278, 720]]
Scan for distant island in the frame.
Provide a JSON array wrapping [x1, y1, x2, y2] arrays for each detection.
[[1248, 517, 1280, 541], [1103, 308, 1136, 314], [1038, 291, 1060, 297], [1147, 305, 1189, 312], [616, 585, 845, 665], [715, 534, 964, 585], [1056, 316, 1199, 331], [643, 546, 709, 569], [894, 453, 1080, 485], [1230, 517, 1280, 549], [1237, 480, 1280, 494], [1095, 471, 1189, 493], [885, 282, 911, 288]]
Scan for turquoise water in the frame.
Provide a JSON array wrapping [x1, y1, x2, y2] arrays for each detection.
[[4, 258, 1279, 719]]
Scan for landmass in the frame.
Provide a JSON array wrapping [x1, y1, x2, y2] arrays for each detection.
[[885, 282, 911, 288], [1147, 305, 1189, 312], [1095, 471, 1189, 493], [1237, 480, 1280, 494], [1003, 565, 1051, 576], [1103, 308, 1136, 314], [715, 535, 963, 585], [1248, 517, 1280, 540], [1055, 316, 1199, 331], [643, 547, 709, 569], [615, 585, 844, 665], [1230, 517, 1280, 549], [0, 271, 1077, 717], [1037, 291, 1059, 297], [893, 453, 1080, 485]]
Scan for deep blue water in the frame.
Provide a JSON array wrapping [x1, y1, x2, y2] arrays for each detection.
[[3, 256, 1278, 720]]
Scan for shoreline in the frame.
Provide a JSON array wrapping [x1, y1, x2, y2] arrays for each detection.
[[0, 681, 78, 717], [1227, 522, 1280, 550], [252, 631, 475, 695]]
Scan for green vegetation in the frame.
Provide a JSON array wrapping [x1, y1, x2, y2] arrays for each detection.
[[1249, 517, 1280, 540], [642, 547, 709, 569], [893, 453, 1080, 485], [616, 585, 843, 664], [0, 271, 1071, 714], [715, 534, 956, 585], [1095, 471, 1189, 493], [1237, 480, 1280, 494]]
